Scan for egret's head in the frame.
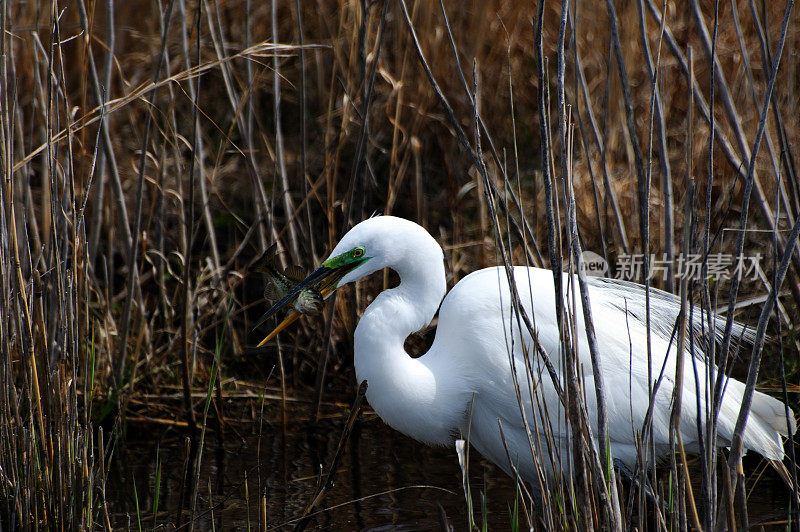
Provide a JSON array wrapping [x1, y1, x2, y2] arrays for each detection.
[[253, 216, 439, 346], [308, 243, 372, 296], [320, 215, 443, 286], [322, 217, 398, 286]]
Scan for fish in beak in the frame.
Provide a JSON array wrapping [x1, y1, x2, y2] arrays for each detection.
[[253, 247, 369, 347], [252, 244, 324, 320]]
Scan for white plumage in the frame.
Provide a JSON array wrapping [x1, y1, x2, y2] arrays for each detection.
[[298, 216, 796, 482]]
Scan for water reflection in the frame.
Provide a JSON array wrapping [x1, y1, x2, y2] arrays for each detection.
[[108, 400, 794, 530], [108, 401, 518, 530]]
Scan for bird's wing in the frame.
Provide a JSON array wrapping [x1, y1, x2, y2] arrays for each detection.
[[586, 276, 756, 356]]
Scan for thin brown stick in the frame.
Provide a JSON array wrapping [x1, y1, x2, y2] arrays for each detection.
[[294, 380, 368, 531]]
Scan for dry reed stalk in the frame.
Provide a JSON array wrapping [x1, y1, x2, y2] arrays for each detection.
[[295, 380, 367, 531]]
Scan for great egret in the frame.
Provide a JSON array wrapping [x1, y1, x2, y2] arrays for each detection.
[[256, 216, 796, 482]]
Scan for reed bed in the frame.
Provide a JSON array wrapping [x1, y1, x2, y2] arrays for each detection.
[[0, 0, 798, 528]]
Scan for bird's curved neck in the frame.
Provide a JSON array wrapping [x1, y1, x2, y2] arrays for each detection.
[[359, 270, 444, 341], [353, 252, 457, 445]]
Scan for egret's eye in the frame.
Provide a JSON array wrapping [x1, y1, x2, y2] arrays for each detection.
[[352, 247, 365, 258]]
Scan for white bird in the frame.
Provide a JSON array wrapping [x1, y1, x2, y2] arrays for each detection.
[[256, 215, 796, 484]]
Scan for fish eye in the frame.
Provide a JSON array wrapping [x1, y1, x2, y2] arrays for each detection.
[[352, 247, 364, 258]]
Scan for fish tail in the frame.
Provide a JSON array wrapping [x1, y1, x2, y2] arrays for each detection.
[[253, 243, 279, 274]]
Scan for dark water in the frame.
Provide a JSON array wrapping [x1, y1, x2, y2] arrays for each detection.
[[107, 400, 519, 530], [107, 398, 795, 530]]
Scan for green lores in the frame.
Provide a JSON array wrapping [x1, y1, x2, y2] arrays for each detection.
[[323, 246, 370, 271]]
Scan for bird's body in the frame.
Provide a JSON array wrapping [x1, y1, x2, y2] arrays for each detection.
[[261, 216, 796, 483]]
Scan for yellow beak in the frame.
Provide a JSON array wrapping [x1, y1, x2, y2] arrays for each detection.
[[255, 283, 338, 347], [255, 310, 301, 347]]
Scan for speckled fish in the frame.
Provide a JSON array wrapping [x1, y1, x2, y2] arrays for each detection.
[[251, 243, 323, 342]]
